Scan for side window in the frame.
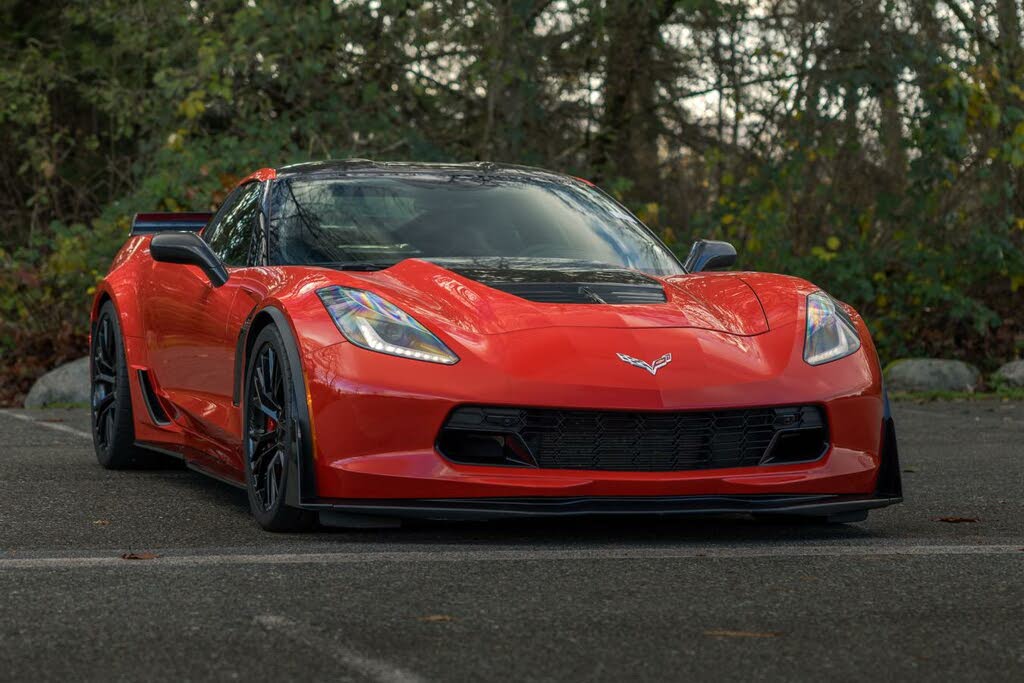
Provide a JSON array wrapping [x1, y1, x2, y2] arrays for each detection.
[[204, 182, 262, 266]]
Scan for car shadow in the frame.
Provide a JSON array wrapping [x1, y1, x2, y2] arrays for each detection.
[[153, 465, 881, 546], [319, 514, 879, 545]]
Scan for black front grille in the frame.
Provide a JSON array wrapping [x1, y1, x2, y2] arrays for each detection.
[[439, 405, 828, 471]]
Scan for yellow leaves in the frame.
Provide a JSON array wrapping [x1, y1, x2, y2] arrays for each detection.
[[636, 202, 660, 225], [48, 234, 89, 275], [810, 246, 836, 262], [179, 90, 207, 120], [721, 213, 735, 226], [812, 236, 842, 262], [1011, 274, 1024, 292], [165, 129, 186, 151]]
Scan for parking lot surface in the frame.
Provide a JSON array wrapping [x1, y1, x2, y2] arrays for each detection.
[[1, 401, 1022, 681]]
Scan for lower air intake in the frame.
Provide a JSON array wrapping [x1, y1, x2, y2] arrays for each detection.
[[439, 405, 828, 471]]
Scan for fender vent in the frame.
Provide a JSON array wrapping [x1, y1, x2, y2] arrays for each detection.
[[137, 370, 171, 425]]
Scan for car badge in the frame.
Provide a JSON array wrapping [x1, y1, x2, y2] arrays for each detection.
[[616, 352, 672, 375]]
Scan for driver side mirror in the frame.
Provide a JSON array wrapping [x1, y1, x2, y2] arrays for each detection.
[[150, 232, 230, 287], [683, 239, 737, 273]]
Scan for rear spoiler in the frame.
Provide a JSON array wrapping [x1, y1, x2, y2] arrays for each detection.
[[130, 212, 213, 236]]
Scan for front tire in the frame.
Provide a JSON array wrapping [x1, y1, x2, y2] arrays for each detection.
[[243, 325, 316, 532], [91, 301, 149, 469]]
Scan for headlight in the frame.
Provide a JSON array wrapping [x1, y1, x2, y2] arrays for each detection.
[[317, 286, 458, 364], [804, 291, 861, 365]]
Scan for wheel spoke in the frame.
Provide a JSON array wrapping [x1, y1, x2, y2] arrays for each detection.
[[94, 392, 116, 419], [265, 452, 281, 508], [249, 431, 278, 472], [247, 342, 291, 512], [95, 356, 115, 376], [253, 366, 281, 421], [103, 409, 115, 448]]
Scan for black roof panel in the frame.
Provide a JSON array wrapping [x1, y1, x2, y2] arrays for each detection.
[[274, 159, 569, 181]]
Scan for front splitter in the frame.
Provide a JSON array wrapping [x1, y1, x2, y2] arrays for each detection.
[[308, 493, 902, 523]]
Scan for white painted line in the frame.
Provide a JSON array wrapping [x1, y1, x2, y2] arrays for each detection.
[[1, 544, 1021, 570], [255, 615, 426, 683], [0, 409, 92, 440]]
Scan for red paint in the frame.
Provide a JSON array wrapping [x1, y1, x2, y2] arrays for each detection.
[[238, 167, 277, 185], [92, 171, 889, 504]]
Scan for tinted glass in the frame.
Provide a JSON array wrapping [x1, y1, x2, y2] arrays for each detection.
[[267, 175, 683, 275], [205, 182, 262, 266]]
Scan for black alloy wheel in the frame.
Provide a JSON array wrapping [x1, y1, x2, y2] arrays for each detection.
[[90, 301, 148, 468], [243, 325, 316, 531], [92, 313, 118, 451]]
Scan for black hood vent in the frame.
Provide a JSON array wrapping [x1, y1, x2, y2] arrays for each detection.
[[427, 258, 667, 305], [490, 282, 666, 304]]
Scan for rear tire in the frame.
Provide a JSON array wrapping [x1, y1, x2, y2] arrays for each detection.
[[243, 325, 316, 532], [90, 301, 149, 469]]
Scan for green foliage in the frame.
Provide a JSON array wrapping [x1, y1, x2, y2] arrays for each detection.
[[1, 0, 1022, 404]]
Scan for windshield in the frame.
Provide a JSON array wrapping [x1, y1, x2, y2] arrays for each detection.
[[266, 174, 683, 276]]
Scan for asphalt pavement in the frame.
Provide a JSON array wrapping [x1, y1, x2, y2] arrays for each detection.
[[1, 401, 1022, 681]]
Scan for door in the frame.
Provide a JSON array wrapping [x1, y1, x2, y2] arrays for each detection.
[[143, 181, 264, 444]]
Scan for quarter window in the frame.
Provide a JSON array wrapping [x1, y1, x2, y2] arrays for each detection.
[[204, 182, 263, 266]]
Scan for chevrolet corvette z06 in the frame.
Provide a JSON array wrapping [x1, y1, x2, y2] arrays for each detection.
[[90, 160, 901, 530]]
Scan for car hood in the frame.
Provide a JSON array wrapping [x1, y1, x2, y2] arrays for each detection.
[[338, 258, 768, 337]]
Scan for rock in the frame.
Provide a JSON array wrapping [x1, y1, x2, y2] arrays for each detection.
[[994, 360, 1024, 388], [24, 357, 91, 408], [884, 358, 981, 393]]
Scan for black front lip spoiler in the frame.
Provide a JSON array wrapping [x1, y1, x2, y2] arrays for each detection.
[[305, 493, 902, 521]]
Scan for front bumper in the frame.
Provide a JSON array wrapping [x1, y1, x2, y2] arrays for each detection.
[[295, 322, 897, 509], [302, 404, 903, 521]]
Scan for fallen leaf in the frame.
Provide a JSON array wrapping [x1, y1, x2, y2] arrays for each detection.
[[704, 629, 780, 639], [418, 615, 456, 623], [120, 552, 159, 560], [934, 517, 978, 524], [93, 520, 110, 526]]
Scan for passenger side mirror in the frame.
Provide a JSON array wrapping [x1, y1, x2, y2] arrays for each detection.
[[150, 232, 230, 287], [683, 239, 737, 273]]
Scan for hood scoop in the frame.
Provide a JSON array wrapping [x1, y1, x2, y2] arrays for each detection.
[[427, 258, 667, 305]]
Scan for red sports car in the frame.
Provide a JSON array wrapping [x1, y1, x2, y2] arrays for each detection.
[[90, 160, 902, 530]]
